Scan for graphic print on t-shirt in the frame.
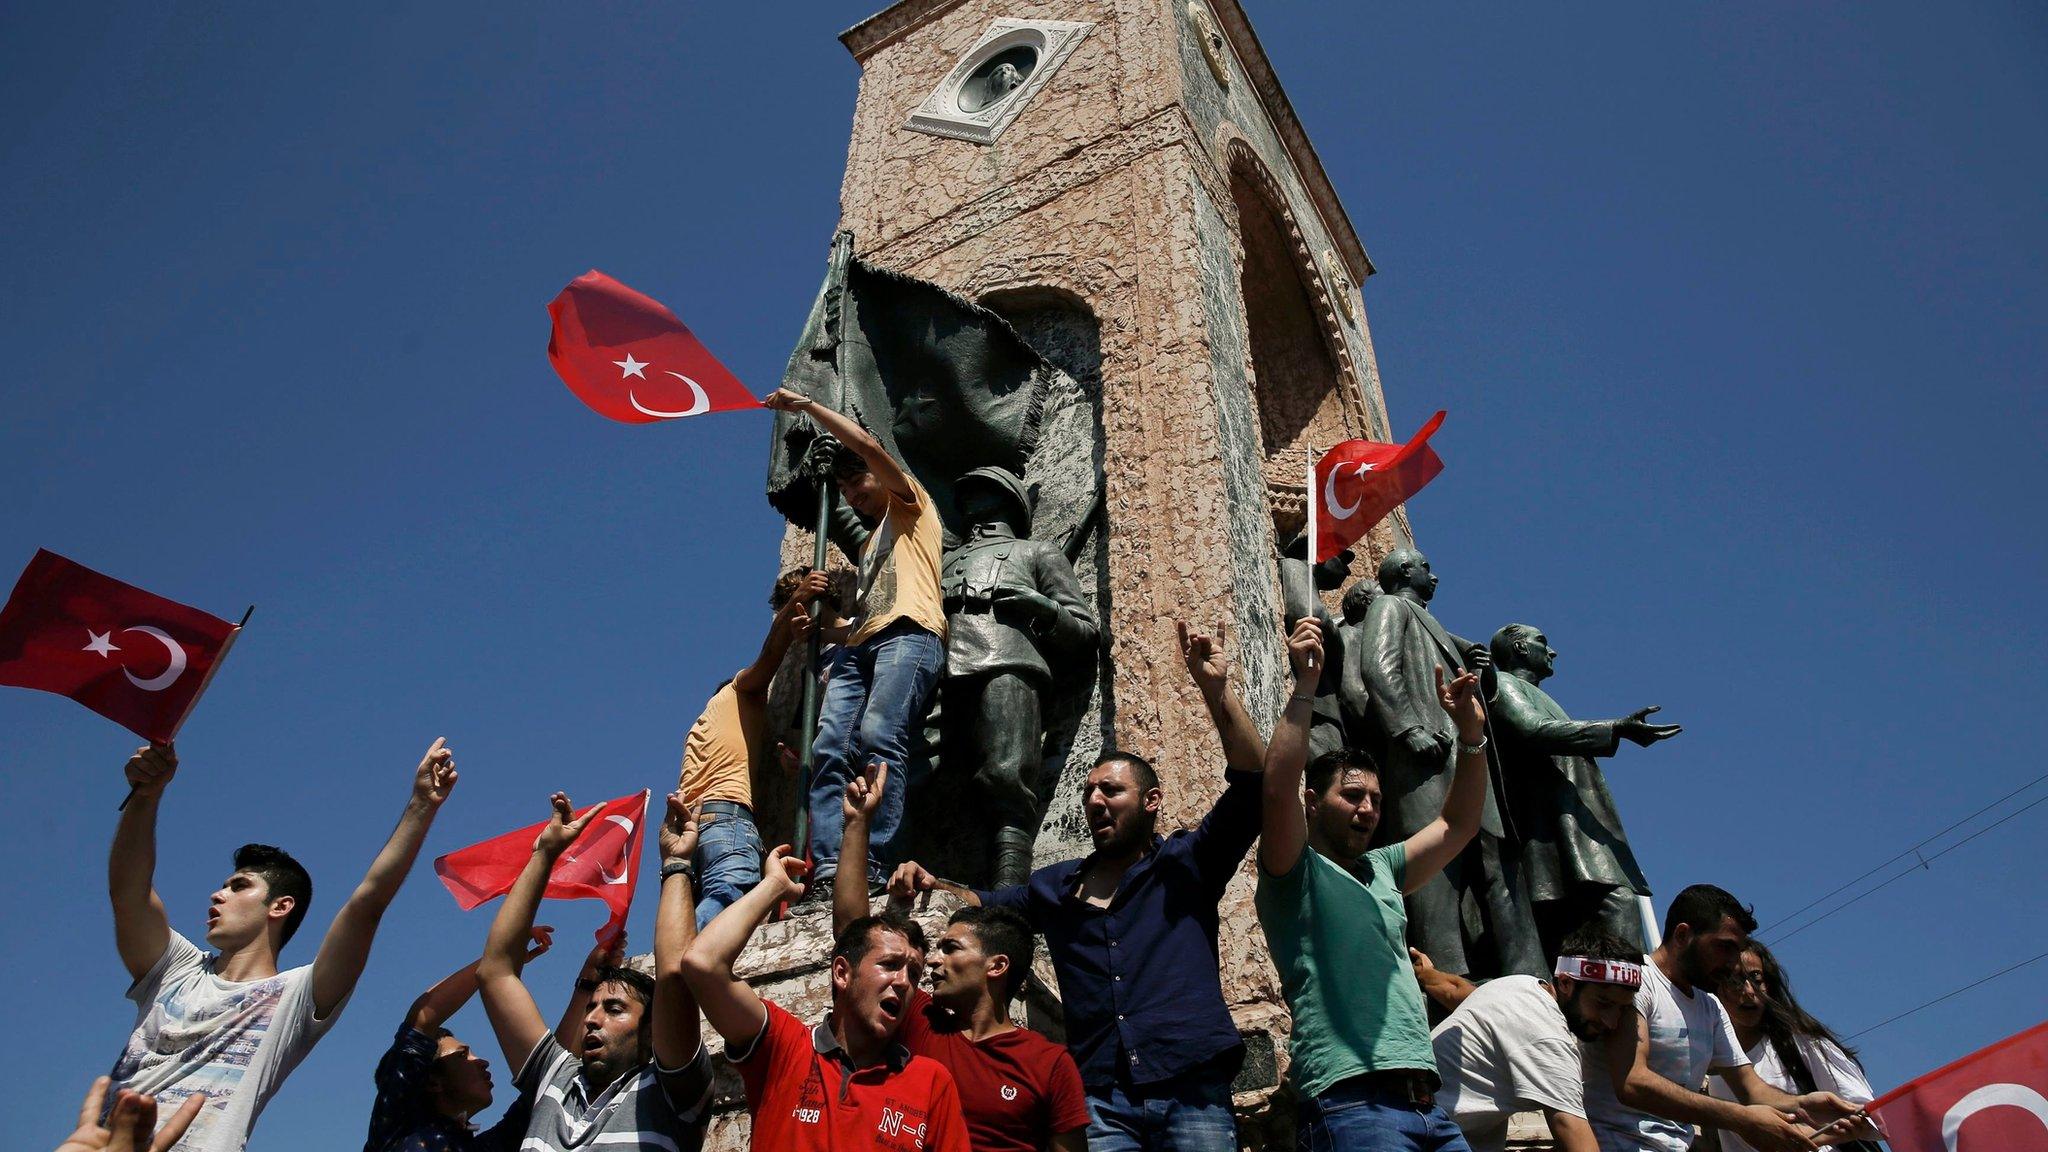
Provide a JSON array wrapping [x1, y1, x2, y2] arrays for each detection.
[[111, 971, 290, 1138], [875, 1097, 932, 1152], [793, 1062, 828, 1127]]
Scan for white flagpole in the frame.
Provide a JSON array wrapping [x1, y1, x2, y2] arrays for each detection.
[[1306, 445, 1319, 570]]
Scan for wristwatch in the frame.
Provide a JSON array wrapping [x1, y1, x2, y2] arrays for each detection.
[[661, 859, 696, 883]]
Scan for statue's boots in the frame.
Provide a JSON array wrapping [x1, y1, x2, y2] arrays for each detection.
[[993, 826, 1037, 890]]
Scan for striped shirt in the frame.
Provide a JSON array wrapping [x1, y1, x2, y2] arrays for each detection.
[[512, 1036, 712, 1152]]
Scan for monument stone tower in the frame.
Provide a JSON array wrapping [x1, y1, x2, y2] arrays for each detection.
[[729, 1, 1421, 1144]]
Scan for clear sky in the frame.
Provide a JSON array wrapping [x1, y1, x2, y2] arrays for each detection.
[[3, 2, 2044, 1146]]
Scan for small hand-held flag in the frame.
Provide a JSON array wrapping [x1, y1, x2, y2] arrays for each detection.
[[547, 270, 763, 424], [1308, 411, 1448, 564], [435, 791, 651, 944], [0, 550, 244, 744], [1870, 1019, 2048, 1151]]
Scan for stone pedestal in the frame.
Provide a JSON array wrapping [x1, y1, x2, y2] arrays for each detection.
[[743, 2, 1434, 1146]]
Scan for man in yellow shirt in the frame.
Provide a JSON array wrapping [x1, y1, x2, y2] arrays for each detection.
[[764, 387, 947, 897], [678, 566, 828, 927]]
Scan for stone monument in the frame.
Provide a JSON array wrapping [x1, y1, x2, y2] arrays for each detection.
[[729, 1, 1429, 1145]]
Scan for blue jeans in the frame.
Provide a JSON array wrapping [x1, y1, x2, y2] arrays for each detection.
[[692, 800, 763, 930], [805, 621, 944, 882], [1296, 1079, 1473, 1152], [1085, 1076, 1239, 1152]]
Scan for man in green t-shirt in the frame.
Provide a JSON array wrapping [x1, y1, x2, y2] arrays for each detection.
[[1256, 615, 1492, 1151]]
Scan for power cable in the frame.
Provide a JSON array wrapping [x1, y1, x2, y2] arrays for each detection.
[[1765, 791, 2048, 945], [1755, 769, 2048, 937], [1845, 947, 2048, 1041]]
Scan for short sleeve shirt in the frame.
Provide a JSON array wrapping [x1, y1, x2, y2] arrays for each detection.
[[848, 480, 946, 646], [1582, 957, 1747, 1152], [1431, 976, 1585, 1152], [731, 1000, 971, 1152], [109, 930, 348, 1152], [512, 1036, 712, 1152], [1255, 842, 1436, 1098], [679, 680, 761, 808], [364, 1025, 528, 1152], [894, 990, 1090, 1152]]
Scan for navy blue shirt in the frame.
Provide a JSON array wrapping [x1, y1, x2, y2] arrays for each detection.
[[974, 768, 1262, 1090], [365, 1025, 527, 1152]]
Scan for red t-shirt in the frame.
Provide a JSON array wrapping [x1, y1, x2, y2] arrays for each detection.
[[896, 990, 1091, 1152], [734, 999, 971, 1152]]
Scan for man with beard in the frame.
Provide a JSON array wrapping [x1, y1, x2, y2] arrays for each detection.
[[1582, 885, 1862, 1152], [836, 761, 1090, 1152], [1255, 617, 1493, 1151], [683, 846, 971, 1152], [891, 620, 1269, 1151], [475, 791, 713, 1152], [1417, 929, 1645, 1152]]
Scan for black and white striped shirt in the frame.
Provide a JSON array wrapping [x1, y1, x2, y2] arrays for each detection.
[[512, 1036, 712, 1152]]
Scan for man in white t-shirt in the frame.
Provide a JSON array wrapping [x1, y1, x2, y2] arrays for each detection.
[[107, 739, 464, 1151], [1581, 885, 1863, 1152], [1424, 929, 1645, 1152]]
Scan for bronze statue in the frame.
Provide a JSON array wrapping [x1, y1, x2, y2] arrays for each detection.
[[1358, 547, 1543, 978], [1278, 537, 1358, 760], [1488, 624, 1680, 957], [939, 466, 1099, 887]]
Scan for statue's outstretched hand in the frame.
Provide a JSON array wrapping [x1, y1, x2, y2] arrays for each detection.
[[1617, 705, 1683, 747]]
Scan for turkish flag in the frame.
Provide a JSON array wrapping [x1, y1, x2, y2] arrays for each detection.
[[435, 791, 650, 944], [547, 270, 763, 424], [1871, 1019, 2048, 1151], [0, 550, 241, 743], [1308, 411, 1447, 563]]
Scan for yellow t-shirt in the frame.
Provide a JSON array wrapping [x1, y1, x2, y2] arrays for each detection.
[[678, 681, 761, 808], [847, 480, 947, 647]]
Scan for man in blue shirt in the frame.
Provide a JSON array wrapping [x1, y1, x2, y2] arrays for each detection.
[[893, 621, 1267, 1151]]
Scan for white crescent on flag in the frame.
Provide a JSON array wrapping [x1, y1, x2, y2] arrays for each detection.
[[629, 371, 711, 419], [596, 814, 637, 885], [120, 626, 188, 692], [1942, 1083, 2048, 1151]]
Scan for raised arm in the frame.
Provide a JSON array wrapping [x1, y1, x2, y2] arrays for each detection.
[[734, 571, 827, 696], [310, 738, 458, 1017], [763, 389, 917, 502], [1259, 618, 1323, 876], [1599, 1013, 1817, 1152], [834, 762, 889, 937], [406, 928, 552, 1033], [1179, 619, 1265, 775], [1399, 669, 1488, 892], [652, 792, 704, 1068], [680, 846, 809, 1048], [478, 793, 596, 1068], [110, 744, 177, 980]]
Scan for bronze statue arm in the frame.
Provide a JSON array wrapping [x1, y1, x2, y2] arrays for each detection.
[[1490, 684, 1622, 758], [1030, 546, 1099, 656]]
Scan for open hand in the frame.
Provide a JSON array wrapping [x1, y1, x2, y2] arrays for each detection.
[[533, 792, 597, 858], [1177, 619, 1229, 696], [413, 738, 458, 806], [1618, 705, 1683, 747], [843, 761, 889, 825], [658, 791, 700, 861], [123, 744, 178, 799], [58, 1077, 205, 1152], [1435, 666, 1485, 744]]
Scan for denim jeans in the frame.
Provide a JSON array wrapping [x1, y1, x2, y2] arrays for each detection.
[[692, 800, 763, 930], [1085, 1076, 1239, 1152], [1295, 1078, 1473, 1152], [805, 621, 945, 882]]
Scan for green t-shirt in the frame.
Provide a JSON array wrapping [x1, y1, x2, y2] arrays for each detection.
[[1255, 841, 1437, 1097]]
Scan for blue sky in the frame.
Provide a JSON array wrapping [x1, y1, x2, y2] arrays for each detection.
[[3, 2, 2043, 1145]]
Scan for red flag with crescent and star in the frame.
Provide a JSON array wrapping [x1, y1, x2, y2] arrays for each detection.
[[1870, 1019, 2048, 1151], [435, 791, 650, 944], [0, 550, 242, 744], [1308, 411, 1447, 564], [547, 270, 763, 424]]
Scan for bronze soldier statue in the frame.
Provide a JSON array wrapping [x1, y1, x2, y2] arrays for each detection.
[[1488, 623, 1680, 958], [1359, 547, 1543, 978], [940, 466, 1099, 887]]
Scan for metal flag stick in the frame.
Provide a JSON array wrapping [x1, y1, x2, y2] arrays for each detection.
[[790, 432, 838, 877], [1306, 444, 1319, 572]]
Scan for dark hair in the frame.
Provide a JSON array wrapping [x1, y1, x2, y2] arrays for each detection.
[[1558, 926, 1642, 966], [1092, 750, 1159, 791], [770, 568, 811, 610], [591, 965, 655, 1010], [1663, 883, 1757, 940], [833, 915, 913, 969], [1305, 748, 1380, 796], [832, 447, 871, 481], [771, 565, 859, 617], [232, 844, 312, 946], [1740, 940, 1863, 1081], [949, 906, 1035, 1003], [882, 909, 927, 956]]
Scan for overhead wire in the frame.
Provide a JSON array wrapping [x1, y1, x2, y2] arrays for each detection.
[[1845, 947, 2048, 1041]]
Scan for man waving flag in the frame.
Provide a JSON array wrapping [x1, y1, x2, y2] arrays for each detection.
[[547, 270, 763, 423]]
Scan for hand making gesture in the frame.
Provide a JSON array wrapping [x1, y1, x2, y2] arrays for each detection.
[[532, 792, 597, 858], [412, 737, 458, 808], [1177, 618, 1229, 698], [842, 760, 888, 827], [658, 790, 700, 862], [1436, 666, 1486, 747]]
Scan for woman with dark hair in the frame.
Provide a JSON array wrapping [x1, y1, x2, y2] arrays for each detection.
[[1706, 940, 1884, 1150]]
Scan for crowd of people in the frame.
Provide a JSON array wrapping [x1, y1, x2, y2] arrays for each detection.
[[66, 389, 1888, 1152]]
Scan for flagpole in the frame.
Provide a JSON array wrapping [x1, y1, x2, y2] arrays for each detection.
[[1306, 445, 1319, 571], [118, 604, 254, 812]]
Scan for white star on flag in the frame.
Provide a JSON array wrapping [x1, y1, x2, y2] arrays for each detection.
[[84, 629, 120, 657], [614, 354, 648, 379]]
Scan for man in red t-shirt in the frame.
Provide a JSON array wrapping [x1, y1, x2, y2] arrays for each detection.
[[837, 763, 1091, 1152], [683, 844, 971, 1152]]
